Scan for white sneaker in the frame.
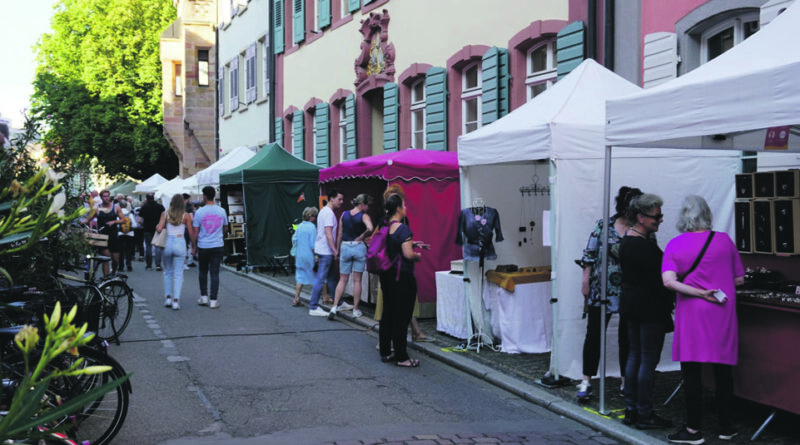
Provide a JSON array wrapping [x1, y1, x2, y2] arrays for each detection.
[[308, 307, 328, 317], [576, 380, 592, 398], [337, 302, 353, 311], [172, 300, 180, 310], [184, 264, 190, 270], [164, 297, 172, 307], [327, 306, 337, 321], [197, 295, 209, 306], [352, 309, 362, 318], [209, 299, 220, 309]]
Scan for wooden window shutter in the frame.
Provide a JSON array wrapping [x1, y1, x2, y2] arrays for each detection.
[[292, 0, 305, 44], [556, 21, 585, 80], [292, 110, 304, 158], [348, 0, 359, 13], [274, 116, 284, 146], [318, 0, 331, 28], [245, 44, 257, 103], [642, 32, 677, 89], [424, 66, 448, 151], [230, 58, 239, 112], [273, 0, 284, 54], [218, 66, 225, 116], [345, 94, 357, 160], [481, 47, 510, 125], [315, 103, 330, 167], [382, 82, 399, 152]]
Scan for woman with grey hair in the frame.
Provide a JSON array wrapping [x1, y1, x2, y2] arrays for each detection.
[[292, 206, 319, 307], [329, 193, 374, 320], [662, 195, 744, 444], [619, 193, 674, 430]]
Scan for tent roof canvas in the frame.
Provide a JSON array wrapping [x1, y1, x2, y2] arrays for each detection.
[[108, 179, 139, 196], [133, 173, 167, 193], [196, 146, 257, 187], [319, 149, 459, 183], [219, 143, 321, 185], [458, 59, 641, 166], [606, 2, 800, 151]]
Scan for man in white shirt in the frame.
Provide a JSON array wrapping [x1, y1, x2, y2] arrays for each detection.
[[308, 189, 344, 316]]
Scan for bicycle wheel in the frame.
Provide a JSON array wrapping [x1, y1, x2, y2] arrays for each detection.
[[50, 346, 130, 445], [97, 280, 133, 342]]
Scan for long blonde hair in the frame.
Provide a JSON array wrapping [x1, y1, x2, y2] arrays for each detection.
[[167, 194, 185, 225]]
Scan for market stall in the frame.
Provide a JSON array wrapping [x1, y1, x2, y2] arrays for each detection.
[[458, 59, 738, 378], [605, 2, 800, 425], [318, 149, 461, 315], [108, 178, 140, 197], [218, 143, 321, 267], [133, 173, 167, 195], [195, 146, 257, 189]]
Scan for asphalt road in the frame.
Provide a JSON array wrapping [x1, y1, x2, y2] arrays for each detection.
[[103, 264, 620, 445]]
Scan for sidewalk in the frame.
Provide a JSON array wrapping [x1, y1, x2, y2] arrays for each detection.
[[233, 266, 798, 445]]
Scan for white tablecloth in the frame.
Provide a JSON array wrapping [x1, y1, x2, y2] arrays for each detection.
[[482, 281, 552, 354], [435, 271, 469, 339]]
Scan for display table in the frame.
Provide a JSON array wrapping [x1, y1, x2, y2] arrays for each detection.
[[435, 271, 469, 339], [482, 280, 552, 354]]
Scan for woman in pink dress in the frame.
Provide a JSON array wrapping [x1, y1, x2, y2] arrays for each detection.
[[662, 195, 744, 444]]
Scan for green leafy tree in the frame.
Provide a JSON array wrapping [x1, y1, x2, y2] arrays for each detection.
[[31, 0, 178, 180]]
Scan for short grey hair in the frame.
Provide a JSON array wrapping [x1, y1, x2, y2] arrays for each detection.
[[627, 193, 663, 221], [676, 195, 713, 233], [302, 206, 319, 221]]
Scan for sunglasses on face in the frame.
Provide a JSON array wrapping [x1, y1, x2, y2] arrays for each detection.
[[642, 213, 664, 220]]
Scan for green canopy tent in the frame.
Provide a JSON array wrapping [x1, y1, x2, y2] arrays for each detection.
[[108, 179, 140, 197], [218, 143, 321, 266]]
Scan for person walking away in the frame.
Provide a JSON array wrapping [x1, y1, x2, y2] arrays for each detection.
[[117, 200, 135, 272], [132, 200, 145, 261], [619, 193, 674, 430], [193, 186, 227, 309], [158, 193, 195, 310], [291, 207, 319, 307], [140, 193, 165, 271], [183, 193, 197, 269], [81, 189, 126, 276], [329, 194, 374, 320], [662, 195, 744, 444], [308, 189, 344, 317], [575, 186, 642, 399]]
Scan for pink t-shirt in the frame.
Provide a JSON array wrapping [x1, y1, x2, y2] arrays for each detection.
[[662, 231, 744, 365]]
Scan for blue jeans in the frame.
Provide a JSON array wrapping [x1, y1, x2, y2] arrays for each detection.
[[162, 234, 186, 300], [309, 254, 337, 309], [198, 246, 223, 300], [624, 318, 666, 417], [143, 231, 162, 268]]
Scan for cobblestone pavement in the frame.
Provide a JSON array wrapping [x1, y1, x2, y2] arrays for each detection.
[[250, 268, 799, 445], [319, 430, 620, 445]]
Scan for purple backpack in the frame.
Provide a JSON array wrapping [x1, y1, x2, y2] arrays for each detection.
[[366, 221, 401, 275]]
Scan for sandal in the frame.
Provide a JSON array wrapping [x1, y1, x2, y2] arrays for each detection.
[[322, 298, 334, 305], [380, 354, 396, 363], [412, 333, 434, 342], [291, 300, 304, 307], [396, 358, 420, 368]]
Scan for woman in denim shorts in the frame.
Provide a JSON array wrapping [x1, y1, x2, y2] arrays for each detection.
[[329, 194, 373, 320]]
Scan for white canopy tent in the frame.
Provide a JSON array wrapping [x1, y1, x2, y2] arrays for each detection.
[[458, 59, 739, 391], [606, 1, 800, 156], [152, 176, 183, 204], [133, 173, 167, 194], [195, 146, 257, 188]]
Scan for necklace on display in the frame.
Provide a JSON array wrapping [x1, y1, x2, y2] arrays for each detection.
[[630, 227, 647, 238]]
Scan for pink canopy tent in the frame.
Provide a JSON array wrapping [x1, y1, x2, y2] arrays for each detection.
[[319, 150, 462, 315]]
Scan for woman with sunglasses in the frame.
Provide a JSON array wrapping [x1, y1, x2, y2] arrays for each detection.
[[619, 193, 674, 430]]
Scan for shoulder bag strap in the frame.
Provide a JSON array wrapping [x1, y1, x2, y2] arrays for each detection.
[[679, 231, 715, 282]]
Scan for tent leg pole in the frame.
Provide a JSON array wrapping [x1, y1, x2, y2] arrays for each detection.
[[598, 145, 613, 415]]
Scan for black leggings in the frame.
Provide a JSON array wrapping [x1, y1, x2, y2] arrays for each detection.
[[378, 272, 417, 362], [582, 305, 629, 378], [681, 361, 734, 431]]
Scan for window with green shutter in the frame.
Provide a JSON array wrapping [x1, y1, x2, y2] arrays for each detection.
[[315, 103, 330, 167], [425, 67, 448, 151], [318, 0, 331, 29], [345, 94, 357, 160], [348, 0, 359, 13], [556, 21, 585, 80], [273, 0, 284, 54], [383, 83, 399, 152], [292, 110, 304, 158], [274, 116, 283, 145], [481, 47, 509, 125], [293, 0, 305, 44]]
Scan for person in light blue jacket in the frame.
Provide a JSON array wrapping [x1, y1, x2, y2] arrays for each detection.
[[292, 207, 318, 307]]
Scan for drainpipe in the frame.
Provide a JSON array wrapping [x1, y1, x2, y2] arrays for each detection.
[[268, 0, 276, 143], [214, 25, 220, 161], [604, 0, 615, 70], [587, 0, 596, 61]]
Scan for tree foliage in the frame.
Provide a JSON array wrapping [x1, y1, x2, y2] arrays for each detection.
[[31, 0, 178, 180]]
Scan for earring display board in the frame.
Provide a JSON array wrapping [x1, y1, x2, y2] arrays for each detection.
[[735, 201, 753, 253], [775, 170, 800, 198], [773, 199, 800, 254], [736, 173, 754, 199], [753, 200, 774, 254], [754, 172, 775, 198]]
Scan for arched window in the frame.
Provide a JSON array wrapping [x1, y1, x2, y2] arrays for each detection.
[[461, 62, 482, 134], [526, 39, 557, 101], [409, 78, 426, 149], [700, 13, 759, 63]]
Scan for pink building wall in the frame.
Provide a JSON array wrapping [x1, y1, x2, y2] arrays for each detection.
[[642, 0, 704, 35]]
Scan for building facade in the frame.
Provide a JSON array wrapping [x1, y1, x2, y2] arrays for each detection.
[[161, 0, 219, 177], [217, 0, 272, 155]]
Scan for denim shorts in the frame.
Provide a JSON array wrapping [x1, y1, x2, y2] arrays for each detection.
[[339, 241, 366, 274]]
